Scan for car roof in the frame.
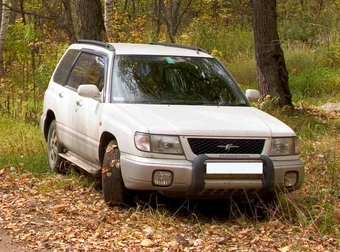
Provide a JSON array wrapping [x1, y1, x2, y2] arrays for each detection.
[[111, 43, 211, 57], [71, 41, 213, 58]]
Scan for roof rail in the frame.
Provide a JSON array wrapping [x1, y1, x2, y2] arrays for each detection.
[[151, 42, 208, 54], [76, 40, 115, 51]]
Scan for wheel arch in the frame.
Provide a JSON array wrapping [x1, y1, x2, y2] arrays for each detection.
[[99, 131, 117, 165], [43, 110, 56, 141]]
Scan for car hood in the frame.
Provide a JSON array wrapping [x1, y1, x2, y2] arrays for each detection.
[[116, 104, 295, 137]]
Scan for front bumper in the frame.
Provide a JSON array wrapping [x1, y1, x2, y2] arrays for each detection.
[[120, 153, 304, 198], [120, 153, 193, 192]]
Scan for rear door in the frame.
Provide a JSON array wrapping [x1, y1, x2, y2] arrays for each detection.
[[49, 49, 80, 150]]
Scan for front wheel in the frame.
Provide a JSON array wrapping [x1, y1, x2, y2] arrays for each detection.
[[47, 120, 65, 173], [102, 140, 134, 206]]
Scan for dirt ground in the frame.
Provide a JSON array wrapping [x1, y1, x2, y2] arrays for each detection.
[[0, 229, 28, 252]]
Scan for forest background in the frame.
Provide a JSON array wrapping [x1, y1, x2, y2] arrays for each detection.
[[1, 0, 340, 250], [0, 0, 340, 120]]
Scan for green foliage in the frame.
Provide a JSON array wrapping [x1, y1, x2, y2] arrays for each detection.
[[1, 0, 340, 121], [0, 155, 47, 174], [289, 67, 340, 104], [279, 15, 312, 42], [0, 116, 47, 173], [227, 57, 256, 88], [178, 21, 254, 64], [0, 19, 67, 121], [5, 20, 41, 56], [107, 9, 148, 43]]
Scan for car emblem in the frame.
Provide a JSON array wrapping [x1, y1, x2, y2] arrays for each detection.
[[218, 144, 239, 151]]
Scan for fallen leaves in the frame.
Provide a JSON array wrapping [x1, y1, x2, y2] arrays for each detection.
[[1, 167, 340, 251], [140, 238, 154, 247], [52, 204, 68, 213]]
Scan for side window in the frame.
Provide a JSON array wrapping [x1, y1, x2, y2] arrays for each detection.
[[53, 49, 79, 85], [66, 53, 105, 91]]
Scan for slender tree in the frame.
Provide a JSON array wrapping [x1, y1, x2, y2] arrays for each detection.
[[0, 0, 10, 113], [253, 0, 293, 107], [0, 0, 10, 77], [160, 0, 193, 43], [9, 0, 24, 24], [60, 0, 77, 42], [153, 0, 162, 39], [42, 0, 77, 43], [75, 0, 107, 41], [104, 0, 115, 41]]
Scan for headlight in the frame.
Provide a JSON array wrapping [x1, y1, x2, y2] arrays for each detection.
[[270, 137, 300, 156], [135, 132, 183, 154]]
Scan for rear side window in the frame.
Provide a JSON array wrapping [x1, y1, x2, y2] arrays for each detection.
[[53, 49, 79, 85]]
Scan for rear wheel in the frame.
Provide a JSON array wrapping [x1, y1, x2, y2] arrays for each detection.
[[47, 120, 65, 173], [102, 140, 134, 206]]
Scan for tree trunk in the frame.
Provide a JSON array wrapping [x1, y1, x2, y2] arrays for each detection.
[[42, 0, 76, 43], [0, 0, 10, 77], [9, 0, 23, 24], [253, 0, 293, 107], [61, 0, 77, 43], [104, 0, 114, 41], [75, 0, 107, 41], [160, 0, 192, 43], [153, 0, 162, 39]]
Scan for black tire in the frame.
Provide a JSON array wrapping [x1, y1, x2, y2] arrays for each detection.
[[102, 140, 134, 206], [47, 120, 64, 173]]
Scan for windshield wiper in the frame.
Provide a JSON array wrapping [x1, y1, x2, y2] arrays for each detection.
[[166, 100, 205, 105], [135, 100, 205, 105], [218, 102, 248, 106], [127, 99, 247, 106]]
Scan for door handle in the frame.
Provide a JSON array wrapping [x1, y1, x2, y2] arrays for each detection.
[[76, 100, 82, 107], [59, 92, 64, 98]]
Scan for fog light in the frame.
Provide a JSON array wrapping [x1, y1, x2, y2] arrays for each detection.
[[153, 170, 173, 187], [284, 171, 298, 187]]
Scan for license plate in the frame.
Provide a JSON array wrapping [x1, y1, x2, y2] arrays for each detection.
[[206, 162, 263, 174]]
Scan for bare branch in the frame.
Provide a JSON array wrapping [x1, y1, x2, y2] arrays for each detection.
[[0, 3, 55, 20]]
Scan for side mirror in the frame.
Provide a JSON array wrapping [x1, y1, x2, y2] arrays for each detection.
[[245, 89, 260, 102], [78, 84, 101, 101]]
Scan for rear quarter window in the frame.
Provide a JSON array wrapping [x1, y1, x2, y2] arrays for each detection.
[[53, 49, 79, 85]]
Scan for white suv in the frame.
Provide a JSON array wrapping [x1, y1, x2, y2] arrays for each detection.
[[41, 40, 304, 205]]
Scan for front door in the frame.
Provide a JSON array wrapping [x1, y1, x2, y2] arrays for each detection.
[[64, 52, 107, 163]]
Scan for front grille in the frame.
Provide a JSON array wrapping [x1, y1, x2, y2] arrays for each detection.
[[188, 138, 265, 155]]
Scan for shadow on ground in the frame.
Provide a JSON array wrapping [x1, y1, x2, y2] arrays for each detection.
[[131, 191, 275, 223], [76, 166, 276, 223]]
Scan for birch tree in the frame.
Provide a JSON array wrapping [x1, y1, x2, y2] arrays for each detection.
[[104, 0, 115, 41], [0, 0, 10, 77]]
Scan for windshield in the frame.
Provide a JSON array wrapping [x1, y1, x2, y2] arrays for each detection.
[[111, 55, 249, 106]]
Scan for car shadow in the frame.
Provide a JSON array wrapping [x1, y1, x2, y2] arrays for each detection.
[[133, 191, 273, 222], [73, 167, 275, 222]]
